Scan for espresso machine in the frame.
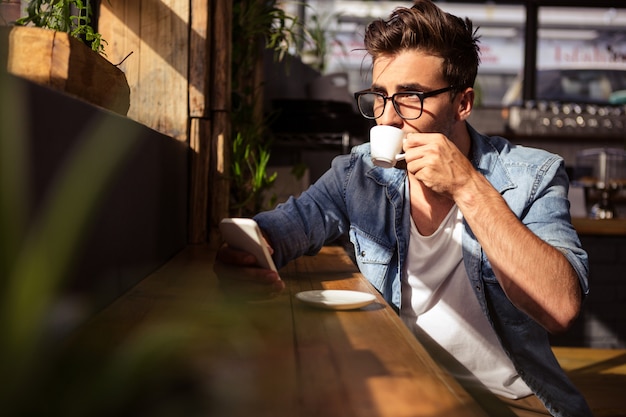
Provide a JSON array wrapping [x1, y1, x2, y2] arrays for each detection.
[[574, 148, 626, 219]]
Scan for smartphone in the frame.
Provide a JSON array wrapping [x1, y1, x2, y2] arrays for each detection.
[[219, 218, 277, 272]]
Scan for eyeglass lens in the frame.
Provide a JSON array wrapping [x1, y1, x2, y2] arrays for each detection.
[[357, 93, 424, 120]]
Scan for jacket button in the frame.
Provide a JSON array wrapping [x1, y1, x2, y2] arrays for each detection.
[[360, 251, 366, 257]]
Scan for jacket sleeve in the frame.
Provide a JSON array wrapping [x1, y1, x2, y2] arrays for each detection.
[[254, 153, 355, 268], [507, 153, 590, 297]]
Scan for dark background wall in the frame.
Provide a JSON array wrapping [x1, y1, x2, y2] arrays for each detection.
[[551, 234, 626, 348]]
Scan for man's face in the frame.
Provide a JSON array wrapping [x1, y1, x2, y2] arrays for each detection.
[[371, 50, 458, 137]]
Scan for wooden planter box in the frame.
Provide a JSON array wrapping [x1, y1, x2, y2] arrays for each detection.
[[3, 26, 130, 115]]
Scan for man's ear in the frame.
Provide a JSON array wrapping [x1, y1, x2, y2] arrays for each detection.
[[456, 88, 474, 121]]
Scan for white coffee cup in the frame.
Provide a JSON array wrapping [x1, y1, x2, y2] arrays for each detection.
[[370, 125, 406, 168]]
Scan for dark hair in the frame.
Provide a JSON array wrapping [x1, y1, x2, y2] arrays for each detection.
[[363, 0, 481, 94]]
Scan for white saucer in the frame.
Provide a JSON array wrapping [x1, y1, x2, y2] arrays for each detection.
[[295, 290, 376, 310]]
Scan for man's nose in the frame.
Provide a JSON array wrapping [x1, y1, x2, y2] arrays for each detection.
[[377, 100, 403, 127]]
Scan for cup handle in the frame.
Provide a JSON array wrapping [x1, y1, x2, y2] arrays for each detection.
[[396, 153, 405, 161]]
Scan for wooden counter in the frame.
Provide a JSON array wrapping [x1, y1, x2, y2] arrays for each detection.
[[67, 245, 488, 417], [553, 346, 626, 416], [572, 218, 626, 236]]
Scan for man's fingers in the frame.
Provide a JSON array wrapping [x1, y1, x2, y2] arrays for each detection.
[[217, 245, 258, 266]]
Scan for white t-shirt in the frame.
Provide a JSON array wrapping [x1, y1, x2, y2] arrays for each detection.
[[400, 205, 532, 399]]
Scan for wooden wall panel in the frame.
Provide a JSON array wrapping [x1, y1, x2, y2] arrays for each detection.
[[138, 0, 189, 140], [210, 0, 230, 112], [99, 1, 142, 124], [99, 0, 230, 243], [208, 0, 232, 245], [188, 0, 233, 245], [189, 0, 211, 117], [99, 0, 189, 142], [209, 111, 230, 245], [188, 0, 212, 243], [189, 117, 212, 243]]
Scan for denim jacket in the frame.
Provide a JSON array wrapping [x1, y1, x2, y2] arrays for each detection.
[[255, 125, 591, 416]]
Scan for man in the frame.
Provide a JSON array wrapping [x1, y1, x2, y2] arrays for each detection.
[[217, 1, 591, 416]]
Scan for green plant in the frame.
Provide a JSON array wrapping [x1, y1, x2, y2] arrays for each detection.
[[14, 0, 106, 54], [230, 0, 304, 216], [301, 9, 344, 73], [231, 131, 278, 215]]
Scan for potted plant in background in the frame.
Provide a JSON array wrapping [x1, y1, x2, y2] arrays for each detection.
[[230, 0, 330, 217], [299, 9, 344, 74], [0, 0, 130, 115], [229, 0, 300, 217], [15, 0, 106, 53]]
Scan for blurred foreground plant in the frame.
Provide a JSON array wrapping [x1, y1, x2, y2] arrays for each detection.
[[0, 70, 205, 416]]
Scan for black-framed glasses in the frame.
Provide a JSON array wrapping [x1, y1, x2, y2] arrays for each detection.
[[354, 86, 455, 120]]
